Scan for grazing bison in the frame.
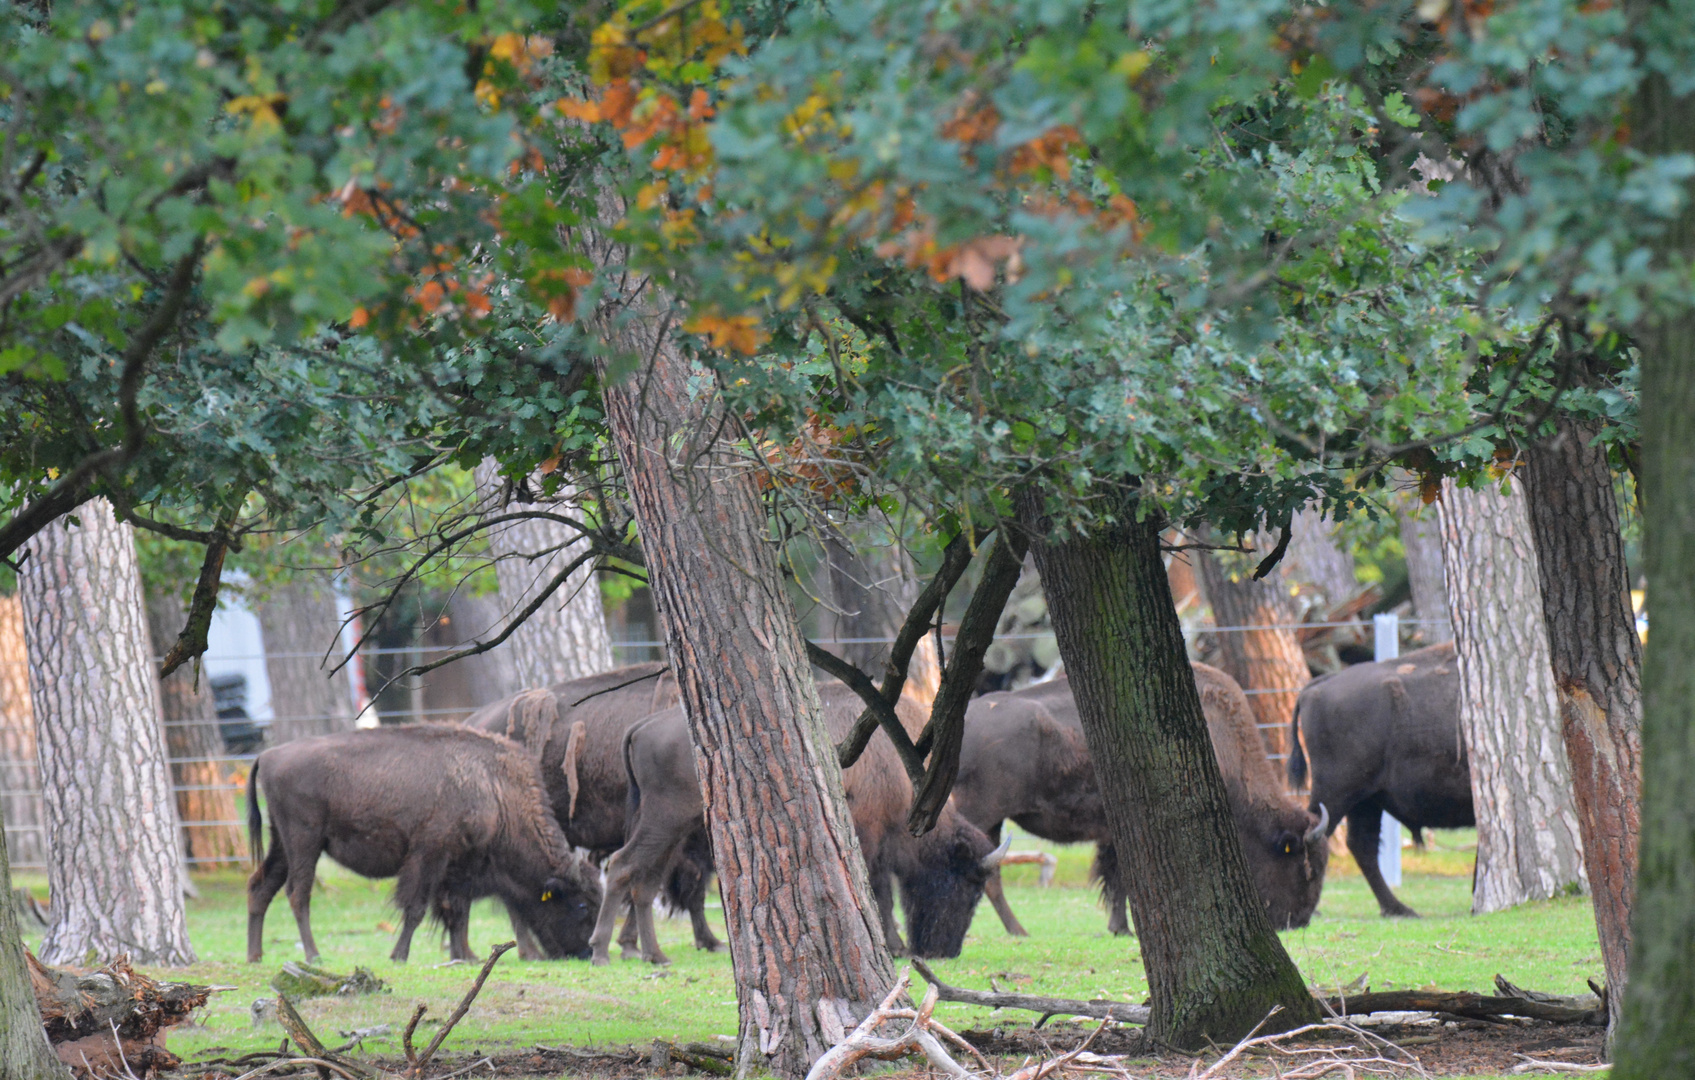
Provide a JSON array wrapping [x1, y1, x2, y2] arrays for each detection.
[[246, 725, 602, 964], [464, 664, 724, 957], [595, 680, 1008, 964], [955, 664, 1330, 934], [1289, 641, 1471, 917]]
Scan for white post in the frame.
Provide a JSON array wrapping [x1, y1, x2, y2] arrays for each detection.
[[1372, 613, 1403, 887]]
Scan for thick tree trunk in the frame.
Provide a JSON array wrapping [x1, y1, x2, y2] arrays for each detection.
[[17, 499, 196, 967], [1437, 480, 1587, 912], [1521, 415, 1643, 1036], [0, 595, 45, 868], [1612, 46, 1695, 1077], [1285, 506, 1358, 613], [1399, 501, 1453, 644], [444, 591, 524, 704], [259, 578, 355, 744], [0, 796, 66, 1079], [595, 307, 898, 1077], [1198, 545, 1308, 757], [145, 590, 246, 868], [474, 461, 614, 688], [1021, 494, 1319, 1046]]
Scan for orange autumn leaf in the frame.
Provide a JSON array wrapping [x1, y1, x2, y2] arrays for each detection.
[[348, 306, 370, 328], [685, 312, 766, 355]]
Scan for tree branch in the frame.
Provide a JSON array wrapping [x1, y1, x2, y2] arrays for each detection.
[[158, 509, 241, 680], [808, 641, 926, 781]]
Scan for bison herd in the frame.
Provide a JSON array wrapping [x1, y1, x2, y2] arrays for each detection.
[[245, 644, 1469, 964]]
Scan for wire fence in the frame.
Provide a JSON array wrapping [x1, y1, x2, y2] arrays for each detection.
[[0, 615, 1448, 871]]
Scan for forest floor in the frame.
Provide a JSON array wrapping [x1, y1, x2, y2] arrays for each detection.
[[13, 826, 1608, 1079]]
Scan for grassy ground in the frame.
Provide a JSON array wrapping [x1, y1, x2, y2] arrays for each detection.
[[12, 826, 1603, 1078]]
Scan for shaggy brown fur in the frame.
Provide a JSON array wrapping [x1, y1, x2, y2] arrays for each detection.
[[245, 725, 602, 964], [956, 664, 1329, 935], [463, 663, 720, 955], [595, 680, 1002, 965]]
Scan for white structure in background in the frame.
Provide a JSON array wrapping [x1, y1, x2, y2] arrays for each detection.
[[1373, 612, 1403, 887], [200, 574, 369, 740]]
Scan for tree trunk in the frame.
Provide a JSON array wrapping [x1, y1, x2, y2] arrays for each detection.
[[1436, 479, 1587, 913], [1520, 415, 1643, 1037], [594, 309, 898, 1076], [820, 532, 942, 706], [474, 461, 614, 688], [0, 796, 66, 1079], [16, 499, 196, 967], [1198, 544, 1308, 758], [258, 578, 355, 744], [1284, 506, 1358, 613], [1612, 45, 1695, 1077], [0, 594, 45, 868], [1399, 501, 1453, 644], [444, 590, 524, 704], [145, 589, 246, 868], [1020, 494, 1319, 1046]]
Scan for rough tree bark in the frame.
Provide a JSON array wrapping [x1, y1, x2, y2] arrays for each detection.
[[474, 460, 614, 688], [1399, 500, 1454, 645], [17, 499, 196, 966], [1520, 416, 1643, 1036], [1612, 43, 1695, 1077], [595, 302, 899, 1076], [1284, 506, 1359, 613], [1019, 493, 1319, 1046], [1437, 479, 1587, 913], [259, 577, 355, 744], [145, 589, 246, 868], [1198, 544, 1308, 757], [0, 594, 45, 868], [0, 796, 67, 1079]]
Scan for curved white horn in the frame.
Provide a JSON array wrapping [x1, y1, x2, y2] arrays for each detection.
[[980, 835, 1013, 870], [1304, 803, 1330, 845]]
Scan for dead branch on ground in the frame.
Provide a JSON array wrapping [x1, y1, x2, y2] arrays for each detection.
[[805, 971, 970, 1080], [911, 958, 1150, 1026], [402, 941, 516, 1079]]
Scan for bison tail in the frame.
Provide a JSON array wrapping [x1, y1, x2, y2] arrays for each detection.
[[246, 758, 265, 872], [1287, 699, 1309, 788]]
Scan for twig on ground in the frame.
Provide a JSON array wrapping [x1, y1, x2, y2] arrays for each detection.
[[1507, 1057, 1609, 1075], [408, 942, 517, 1078], [805, 971, 970, 1080], [911, 958, 1150, 1025], [229, 1058, 369, 1080], [1004, 1017, 1111, 1080]]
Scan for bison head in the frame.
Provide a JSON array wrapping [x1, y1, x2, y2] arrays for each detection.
[[897, 829, 1008, 958], [509, 863, 602, 960], [1241, 802, 1330, 930]]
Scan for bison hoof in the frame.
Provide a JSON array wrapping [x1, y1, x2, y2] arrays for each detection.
[[591, 953, 611, 967], [645, 953, 673, 966], [1381, 906, 1420, 918], [703, 941, 729, 954]]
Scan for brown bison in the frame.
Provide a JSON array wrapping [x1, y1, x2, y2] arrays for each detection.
[[245, 725, 602, 964], [595, 680, 1009, 964], [954, 664, 1330, 934], [1289, 642, 1472, 917], [463, 663, 724, 957]]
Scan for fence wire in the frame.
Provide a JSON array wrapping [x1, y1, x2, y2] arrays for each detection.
[[0, 617, 1447, 870]]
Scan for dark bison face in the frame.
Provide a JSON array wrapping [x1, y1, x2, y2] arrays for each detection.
[[514, 873, 601, 960], [899, 832, 1009, 959], [1243, 803, 1330, 930]]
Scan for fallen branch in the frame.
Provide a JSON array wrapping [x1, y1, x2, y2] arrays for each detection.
[[275, 995, 371, 1078], [806, 971, 969, 1080], [404, 942, 516, 1079], [1327, 989, 1602, 1026], [911, 958, 1149, 1026], [1507, 1056, 1609, 1075]]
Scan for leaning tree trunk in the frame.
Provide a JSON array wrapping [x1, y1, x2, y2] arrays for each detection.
[[473, 461, 614, 688], [145, 589, 246, 868], [1521, 415, 1643, 1037], [1399, 499, 1454, 645], [16, 500, 196, 967], [259, 577, 355, 744], [0, 796, 66, 1079], [596, 319, 898, 1077], [1020, 493, 1319, 1046], [0, 594, 45, 868], [1198, 543, 1308, 758], [1437, 479, 1587, 913], [1613, 48, 1695, 1078]]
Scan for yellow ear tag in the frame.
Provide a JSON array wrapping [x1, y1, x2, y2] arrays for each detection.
[[541, 890, 553, 902]]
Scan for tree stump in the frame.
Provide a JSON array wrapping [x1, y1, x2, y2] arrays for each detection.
[[28, 951, 209, 1078]]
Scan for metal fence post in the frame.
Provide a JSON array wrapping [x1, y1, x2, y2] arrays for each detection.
[[1372, 612, 1403, 887]]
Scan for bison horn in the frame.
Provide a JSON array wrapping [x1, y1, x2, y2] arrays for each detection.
[[980, 835, 1013, 871], [1304, 803, 1330, 845]]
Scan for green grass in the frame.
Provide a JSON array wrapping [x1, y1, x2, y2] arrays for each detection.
[[9, 826, 1603, 1078]]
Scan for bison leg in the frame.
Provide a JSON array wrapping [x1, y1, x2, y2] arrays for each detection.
[[617, 898, 641, 958], [245, 841, 290, 963], [1093, 842, 1132, 936], [628, 880, 672, 966], [442, 897, 478, 962], [391, 906, 426, 962], [506, 904, 544, 961], [284, 870, 322, 963], [984, 870, 1031, 937], [870, 871, 907, 955], [1346, 804, 1419, 918], [590, 854, 637, 966], [689, 895, 726, 953]]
